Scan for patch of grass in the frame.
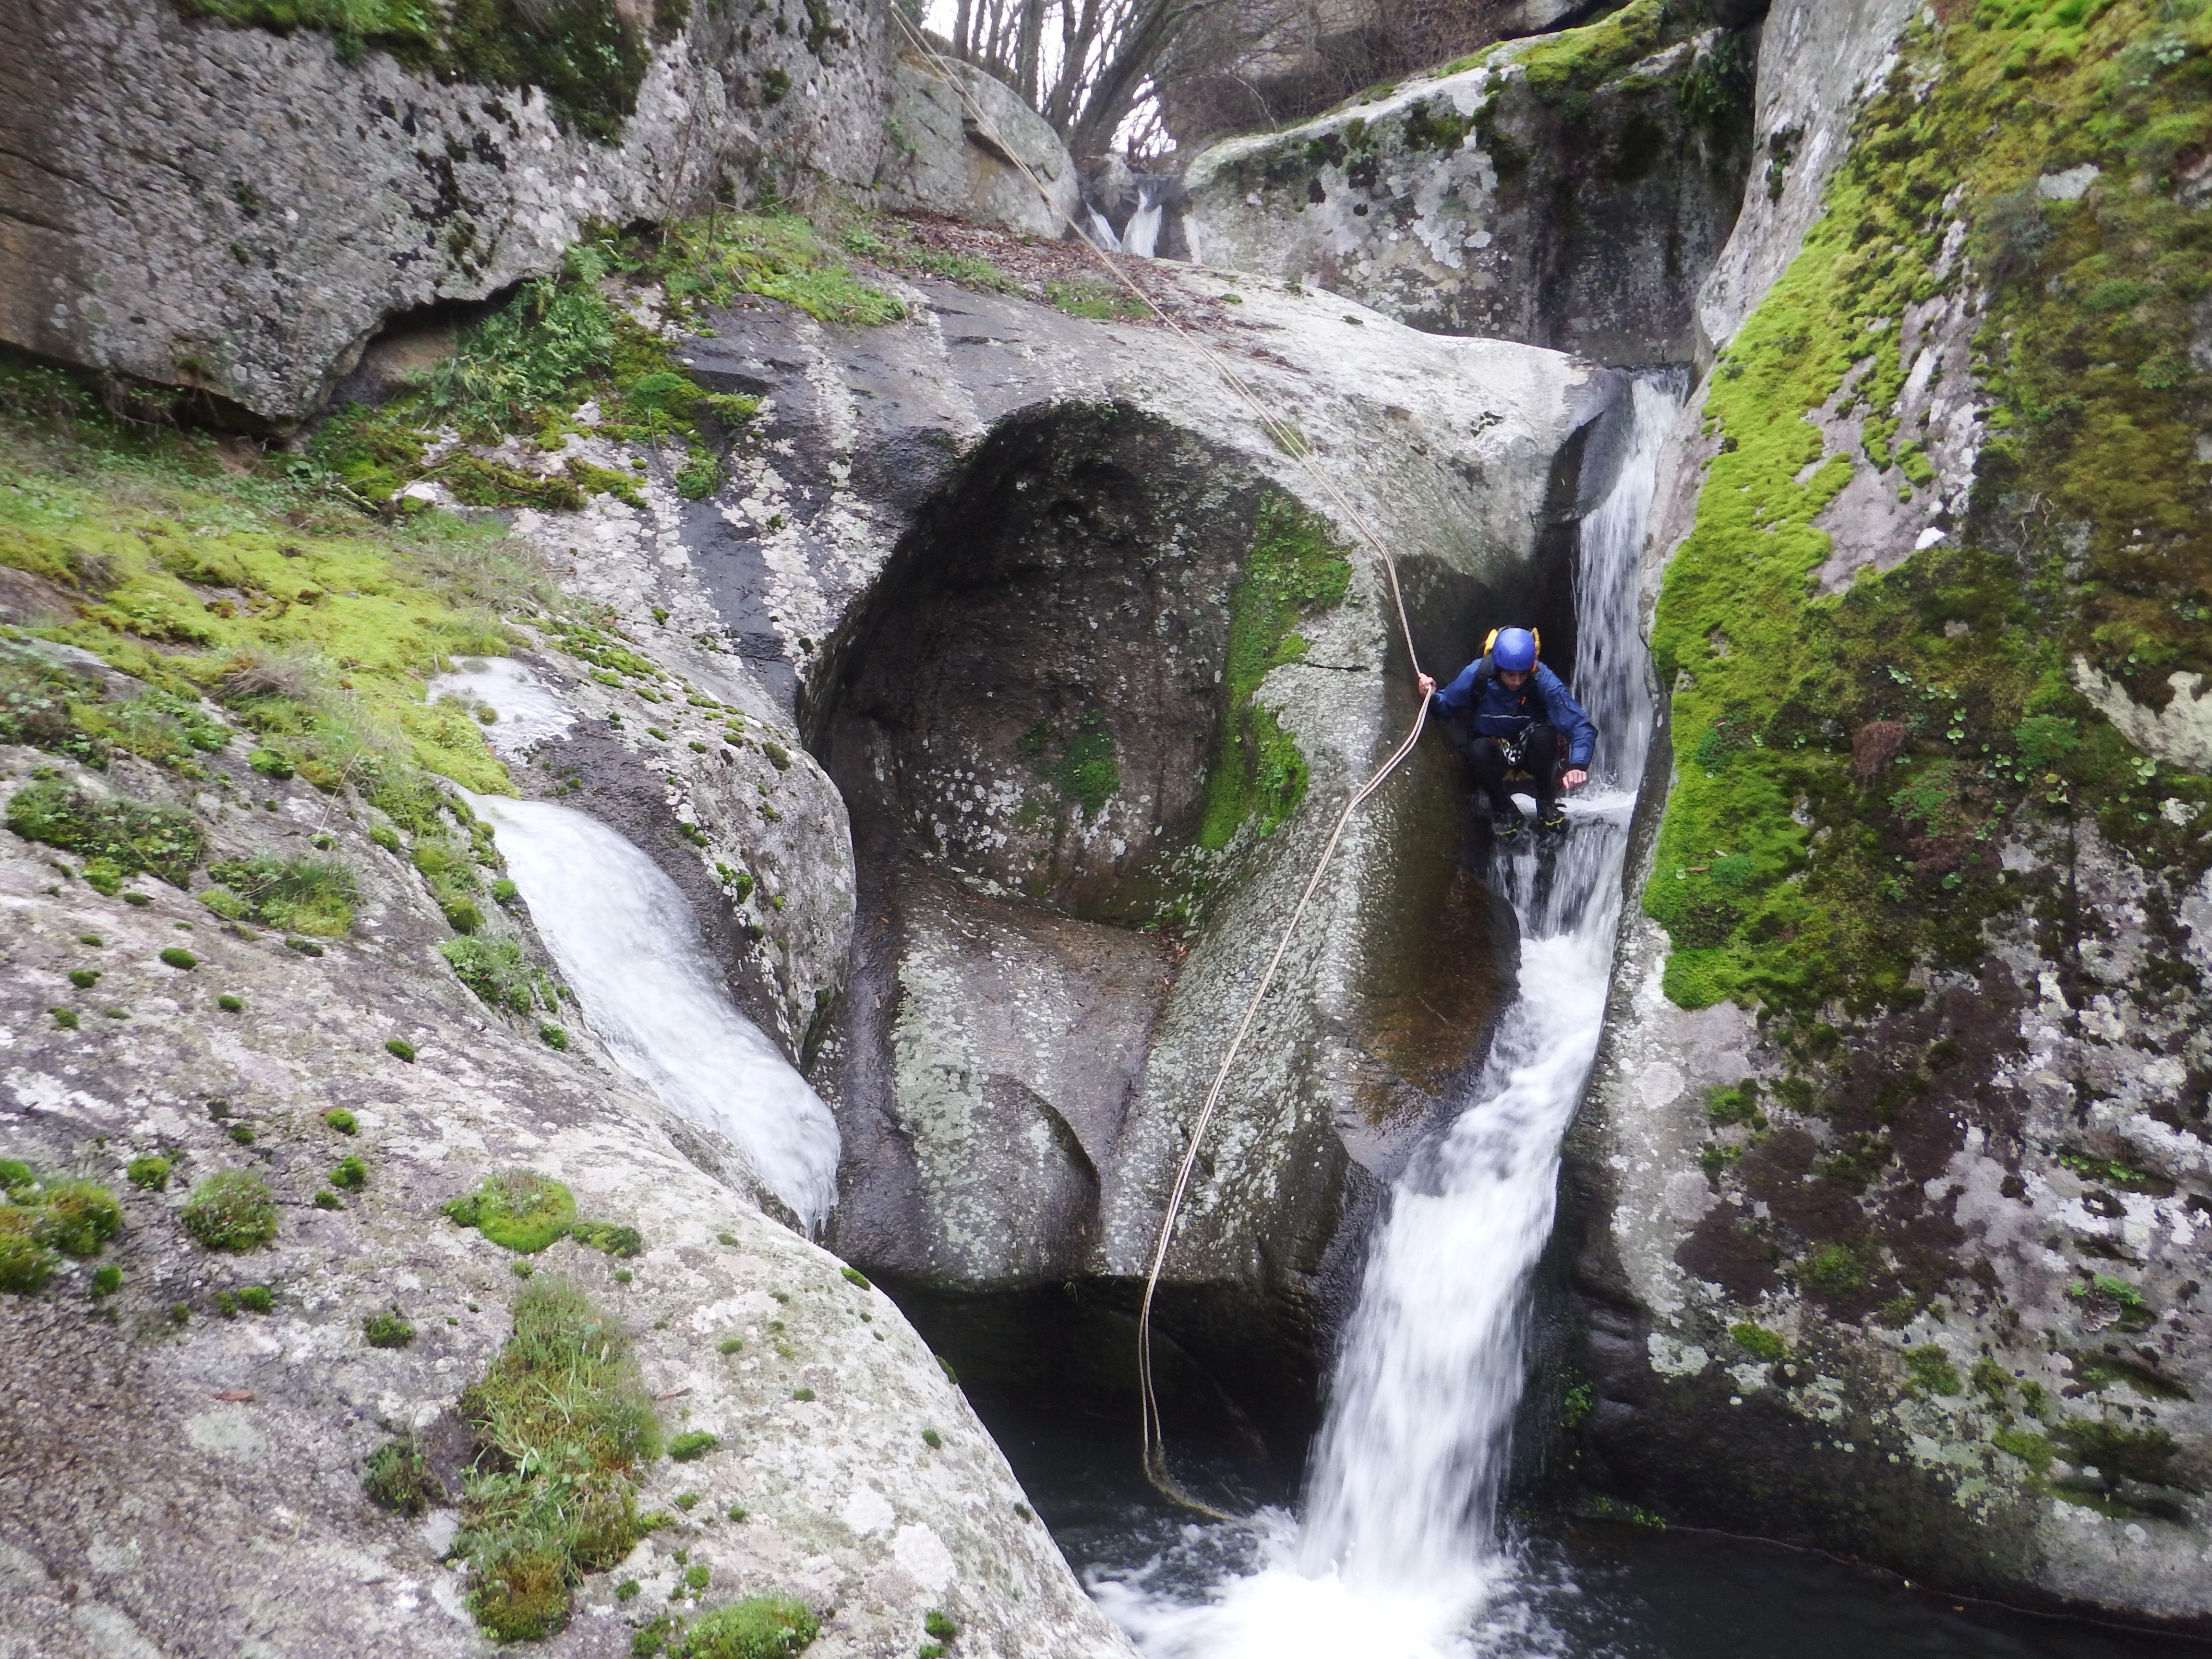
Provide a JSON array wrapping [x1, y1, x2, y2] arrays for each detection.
[[673, 1596, 820, 1659], [1198, 494, 1353, 849], [457, 1276, 660, 1640], [6, 780, 204, 887], [445, 1168, 576, 1252], [204, 854, 359, 936], [181, 1169, 278, 1251], [1045, 278, 1149, 322]]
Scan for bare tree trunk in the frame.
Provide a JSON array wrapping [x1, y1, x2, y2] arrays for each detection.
[[953, 0, 973, 58], [1016, 0, 1045, 106], [1069, 0, 1213, 155]]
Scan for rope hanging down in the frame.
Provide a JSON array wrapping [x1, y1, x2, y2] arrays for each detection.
[[882, 9, 1432, 1515]]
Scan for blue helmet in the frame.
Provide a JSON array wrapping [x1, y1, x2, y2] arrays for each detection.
[[1491, 627, 1538, 673]]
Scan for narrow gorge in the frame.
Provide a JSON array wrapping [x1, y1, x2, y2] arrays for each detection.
[[3, 0, 2212, 1655]]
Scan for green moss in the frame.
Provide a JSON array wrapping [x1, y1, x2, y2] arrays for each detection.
[[571, 1219, 643, 1258], [323, 1107, 358, 1134], [1729, 1322, 1788, 1361], [539, 1021, 569, 1049], [364, 1308, 416, 1348], [91, 1262, 123, 1297], [840, 1266, 870, 1288], [364, 1436, 443, 1515], [159, 947, 198, 970], [180, 0, 654, 142], [445, 1168, 576, 1252], [127, 1155, 171, 1191], [385, 1037, 416, 1062], [2053, 1417, 2177, 1483], [921, 1428, 942, 1449], [315, 1188, 346, 1210], [1794, 1238, 1876, 1298], [217, 993, 244, 1012], [7, 780, 204, 887], [0, 1209, 56, 1292], [181, 1169, 279, 1251], [667, 1431, 720, 1462], [1993, 1425, 2056, 1472], [439, 934, 549, 1013], [458, 1276, 659, 1640], [1045, 279, 1150, 322], [1903, 1345, 1963, 1396], [1198, 494, 1353, 849], [923, 1611, 957, 1643], [1052, 709, 1120, 818], [26, 1179, 122, 1256], [674, 1596, 820, 1659], [201, 853, 360, 935], [238, 1284, 274, 1313], [1511, 0, 1665, 101], [1644, 0, 2212, 1017], [330, 1154, 369, 1192]]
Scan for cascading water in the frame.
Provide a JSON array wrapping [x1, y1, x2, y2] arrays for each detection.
[[1123, 178, 1167, 259], [429, 660, 842, 1230], [1094, 374, 1683, 1658]]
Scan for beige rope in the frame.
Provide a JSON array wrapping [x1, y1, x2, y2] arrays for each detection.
[[884, 9, 1433, 1515]]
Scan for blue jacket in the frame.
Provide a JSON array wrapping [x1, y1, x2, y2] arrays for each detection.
[[1432, 657, 1597, 767]]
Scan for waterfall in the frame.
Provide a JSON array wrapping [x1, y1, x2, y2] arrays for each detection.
[[1123, 179, 1166, 260], [430, 660, 842, 1231], [1087, 207, 1124, 252], [1094, 374, 1683, 1657]]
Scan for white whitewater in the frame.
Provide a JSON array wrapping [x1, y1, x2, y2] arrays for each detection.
[[432, 659, 842, 1230], [1096, 375, 1682, 1658], [1123, 178, 1167, 259]]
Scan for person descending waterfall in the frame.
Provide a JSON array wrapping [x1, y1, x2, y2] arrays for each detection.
[[1416, 625, 1596, 840]]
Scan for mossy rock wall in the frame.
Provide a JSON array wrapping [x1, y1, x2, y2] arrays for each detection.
[[0, 0, 895, 424], [1565, 0, 2212, 1624]]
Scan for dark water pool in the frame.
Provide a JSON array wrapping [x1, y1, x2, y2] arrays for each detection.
[[978, 1398, 2210, 1659]]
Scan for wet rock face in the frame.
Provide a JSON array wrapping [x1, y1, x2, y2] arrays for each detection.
[[1177, 14, 1758, 364], [0, 0, 893, 424], [1558, 0, 2212, 1623], [831, 407, 1259, 922], [0, 724, 1131, 1659]]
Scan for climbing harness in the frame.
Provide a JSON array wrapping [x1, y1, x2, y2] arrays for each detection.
[[883, 10, 1435, 1517]]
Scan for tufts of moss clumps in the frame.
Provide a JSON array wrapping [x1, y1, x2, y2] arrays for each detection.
[[7, 779, 204, 889], [444, 1169, 576, 1252], [181, 1169, 279, 1251], [202, 853, 359, 936], [456, 1276, 661, 1640], [673, 1597, 820, 1659], [1646, 0, 2212, 1018]]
